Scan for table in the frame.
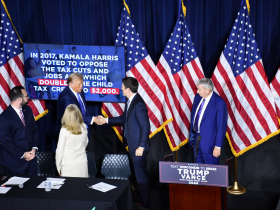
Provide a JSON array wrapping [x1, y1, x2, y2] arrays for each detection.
[[0, 176, 133, 210]]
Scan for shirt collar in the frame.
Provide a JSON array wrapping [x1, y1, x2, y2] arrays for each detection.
[[11, 104, 22, 113], [69, 86, 78, 96], [128, 93, 137, 103], [204, 91, 213, 102]]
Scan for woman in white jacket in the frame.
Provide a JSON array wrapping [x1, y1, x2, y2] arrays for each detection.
[[56, 104, 88, 177]]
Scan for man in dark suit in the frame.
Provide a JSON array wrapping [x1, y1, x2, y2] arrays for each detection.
[[98, 77, 151, 209], [189, 78, 228, 165], [55, 73, 98, 142], [0, 86, 39, 175]]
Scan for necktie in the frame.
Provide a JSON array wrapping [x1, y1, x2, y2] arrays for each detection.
[[126, 100, 130, 113], [124, 100, 130, 138], [77, 93, 86, 115], [193, 99, 206, 132], [20, 109, 26, 126]]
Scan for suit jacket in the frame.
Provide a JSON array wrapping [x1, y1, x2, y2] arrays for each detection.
[[0, 105, 39, 168], [108, 93, 150, 153], [55, 86, 92, 140], [189, 92, 228, 154]]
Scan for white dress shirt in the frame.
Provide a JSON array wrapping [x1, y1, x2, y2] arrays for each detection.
[[69, 86, 94, 124], [193, 92, 213, 133], [193, 92, 220, 148]]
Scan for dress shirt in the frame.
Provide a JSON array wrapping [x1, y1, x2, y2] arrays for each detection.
[[69, 86, 94, 124], [193, 92, 220, 149]]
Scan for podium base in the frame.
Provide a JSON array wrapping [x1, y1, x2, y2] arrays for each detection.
[[227, 181, 246, 195]]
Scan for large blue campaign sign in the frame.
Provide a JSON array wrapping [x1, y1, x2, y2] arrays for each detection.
[[23, 43, 126, 102]]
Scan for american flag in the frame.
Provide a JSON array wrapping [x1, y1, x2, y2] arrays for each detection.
[[156, 2, 204, 151], [211, 0, 279, 157], [102, 6, 172, 141], [0, 1, 48, 119], [270, 67, 280, 118]]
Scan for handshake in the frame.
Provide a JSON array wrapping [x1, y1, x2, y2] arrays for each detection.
[[94, 115, 107, 125]]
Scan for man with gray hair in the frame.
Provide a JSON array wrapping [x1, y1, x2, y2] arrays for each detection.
[[189, 78, 228, 164]]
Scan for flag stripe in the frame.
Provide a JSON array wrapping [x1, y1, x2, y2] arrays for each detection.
[[215, 58, 253, 147], [235, 73, 271, 135], [157, 60, 188, 141]]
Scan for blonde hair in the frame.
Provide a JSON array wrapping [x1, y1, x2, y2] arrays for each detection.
[[61, 104, 86, 135]]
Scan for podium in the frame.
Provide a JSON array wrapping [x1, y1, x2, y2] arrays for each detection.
[[169, 184, 226, 210], [159, 161, 228, 210]]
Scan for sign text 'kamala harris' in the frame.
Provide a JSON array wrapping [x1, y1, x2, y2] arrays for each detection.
[[23, 43, 126, 103], [159, 162, 228, 187]]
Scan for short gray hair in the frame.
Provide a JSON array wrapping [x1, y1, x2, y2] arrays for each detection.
[[196, 78, 214, 91]]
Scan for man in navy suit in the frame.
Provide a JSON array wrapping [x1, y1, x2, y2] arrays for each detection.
[[55, 73, 98, 142], [189, 78, 228, 165], [0, 86, 39, 175], [98, 77, 151, 209]]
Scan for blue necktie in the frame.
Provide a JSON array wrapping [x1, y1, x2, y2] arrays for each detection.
[[124, 100, 130, 137], [193, 99, 206, 132], [77, 93, 86, 115], [126, 100, 130, 113]]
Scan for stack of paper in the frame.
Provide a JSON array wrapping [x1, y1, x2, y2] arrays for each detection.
[[1, 176, 30, 186], [90, 182, 117, 192], [0, 187, 12, 194], [37, 177, 66, 189]]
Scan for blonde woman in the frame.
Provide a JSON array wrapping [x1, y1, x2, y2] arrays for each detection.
[[56, 104, 88, 177]]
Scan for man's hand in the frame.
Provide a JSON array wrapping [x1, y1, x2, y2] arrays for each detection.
[[213, 147, 221, 158], [23, 152, 35, 161], [94, 115, 106, 125], [135, 147, 144, 157], [30, 148, 37, 156]]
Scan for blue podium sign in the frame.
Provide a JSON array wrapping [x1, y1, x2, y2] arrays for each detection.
[[159, 162, 228, 187]]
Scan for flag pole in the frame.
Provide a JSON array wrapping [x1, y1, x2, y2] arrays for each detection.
[[227, 157, 246, 194]]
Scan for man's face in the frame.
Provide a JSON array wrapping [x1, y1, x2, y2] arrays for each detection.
[[69, 78, 83, 93], [20, 89, 29, 106], [121, 83, 130, 98], [197, 85, 211, 99]]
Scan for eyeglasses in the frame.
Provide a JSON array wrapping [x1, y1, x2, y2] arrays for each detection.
[[22, 95, 29, 98]]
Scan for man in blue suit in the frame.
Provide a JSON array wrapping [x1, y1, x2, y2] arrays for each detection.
[[98, 77, 151, 209], [0, 86, 39, 175], [55, 73, 98, 142], [189, 78, 228, 165]]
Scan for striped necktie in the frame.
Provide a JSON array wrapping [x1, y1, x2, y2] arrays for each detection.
[[20, 109, 26, 126], [77, 93, 86, 115]]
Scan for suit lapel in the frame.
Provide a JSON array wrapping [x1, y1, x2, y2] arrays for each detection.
[[126, 94, 137, 119], [191, 95, 202, 123], [8, 106, 26, 128], [66, 86, 87, 113], [201, 92, 216, 123]]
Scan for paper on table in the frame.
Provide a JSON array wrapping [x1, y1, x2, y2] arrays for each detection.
[[46, 177, 65, 184], [1, 176, 30, 186], [37, 181, 63, 189], [0, 187, 12, 194], [90, 182, 117, 192]]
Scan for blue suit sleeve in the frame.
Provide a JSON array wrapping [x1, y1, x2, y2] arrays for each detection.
[[108, 114, 125, 125], [135, 102, 150, 148], [215, 100, 228, 148]]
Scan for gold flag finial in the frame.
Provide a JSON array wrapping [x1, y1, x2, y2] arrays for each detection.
[[123, 0, 131, 16], [246, 0, 250, 15], [181, 0, 186, 17]]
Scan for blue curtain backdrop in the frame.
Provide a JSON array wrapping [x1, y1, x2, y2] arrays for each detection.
[[5, 0, 280, 150]]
